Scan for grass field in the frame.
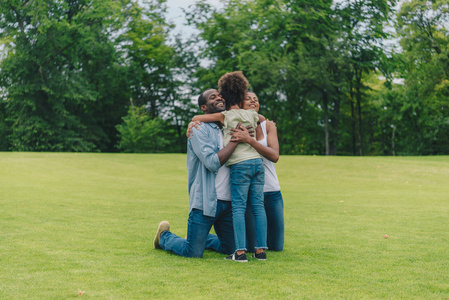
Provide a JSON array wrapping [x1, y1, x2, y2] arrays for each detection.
[[1, 153, 449, 299]]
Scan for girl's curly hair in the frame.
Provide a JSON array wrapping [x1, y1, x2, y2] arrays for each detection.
[[218, 71, 249, 109]]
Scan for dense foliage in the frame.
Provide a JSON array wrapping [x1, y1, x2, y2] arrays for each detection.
[[116, 106, 177, 153], [1, 0, 448, 155], [0, 0, 193, 152]]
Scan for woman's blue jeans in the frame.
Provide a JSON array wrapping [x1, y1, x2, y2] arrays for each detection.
[[246, 190, 284, 251], [230, 158, 267, 251]]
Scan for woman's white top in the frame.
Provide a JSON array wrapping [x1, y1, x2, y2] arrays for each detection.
[[258, 121, 281, 192]]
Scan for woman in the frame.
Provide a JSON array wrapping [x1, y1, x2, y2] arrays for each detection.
[[231, 91, 284, 251]]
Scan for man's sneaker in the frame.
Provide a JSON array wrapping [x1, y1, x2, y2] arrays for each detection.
[[251, 251, 267, 260], [225, 252, 248, 262], [153, 221, 170, 249]]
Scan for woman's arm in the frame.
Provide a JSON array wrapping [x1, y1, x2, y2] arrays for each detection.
[[192, 112, 225, 124], [230, 121, 279, 163], [263, 121, 279, 162]]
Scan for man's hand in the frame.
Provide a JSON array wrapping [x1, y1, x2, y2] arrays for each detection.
[[229, 122, 255, 143], [186, 120, 202, 138], [244, 125, 255, 136]]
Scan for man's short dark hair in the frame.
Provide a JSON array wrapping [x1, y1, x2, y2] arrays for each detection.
[[198, 89, 215, 108]]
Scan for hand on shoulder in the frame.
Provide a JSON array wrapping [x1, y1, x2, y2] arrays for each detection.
[[186, 120, 203, 138]]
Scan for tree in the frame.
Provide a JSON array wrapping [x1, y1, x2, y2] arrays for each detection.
[[372, 79, 406, 155], [396, 0, 449, 154], [186, 0, 339, 155], [118, 0, 199, 153], [335, 0, 398, 155], [0, 97, 9, 150], [116, 105, 176, 153], [0, 0, 130, 151]]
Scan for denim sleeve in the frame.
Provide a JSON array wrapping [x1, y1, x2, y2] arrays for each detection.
[[190, 125, 221, 173]]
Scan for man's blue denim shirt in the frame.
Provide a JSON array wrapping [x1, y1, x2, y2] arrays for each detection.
[[186, 122, 222, 217]]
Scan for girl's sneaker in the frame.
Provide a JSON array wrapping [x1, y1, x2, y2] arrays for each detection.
[[251, 251, 267, 260], [225, 252, 248, 262]]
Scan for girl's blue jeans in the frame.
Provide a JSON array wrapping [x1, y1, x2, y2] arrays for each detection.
[[230, 158, 267, 251]]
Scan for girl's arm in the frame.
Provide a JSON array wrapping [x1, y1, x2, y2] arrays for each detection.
[[192, 112, 225, 124], [186, 120, 202, 138]]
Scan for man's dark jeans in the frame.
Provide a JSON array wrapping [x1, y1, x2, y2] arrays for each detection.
[[160, 200, 235, 257]]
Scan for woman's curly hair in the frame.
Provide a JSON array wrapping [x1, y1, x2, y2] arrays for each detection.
[[218, 71, 249, 109]]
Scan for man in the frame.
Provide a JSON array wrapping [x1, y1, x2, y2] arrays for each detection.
[[153, 89, 240, 257]]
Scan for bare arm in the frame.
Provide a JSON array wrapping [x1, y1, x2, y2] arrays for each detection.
[[189, 122, 240, 171], [262, 121, 280, 162], [230, 121, 279, 163], [217, 140, 238, 166], [218, 121, 250, 165], [192, 112, 225, 124]]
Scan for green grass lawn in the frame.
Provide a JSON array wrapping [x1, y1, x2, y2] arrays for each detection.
[[1, 153, 449, 299]]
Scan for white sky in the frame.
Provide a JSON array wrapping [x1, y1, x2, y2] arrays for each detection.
[[165, 0, 222, 37]]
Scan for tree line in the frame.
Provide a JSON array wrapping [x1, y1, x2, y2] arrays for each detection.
[[1, 0, 448, 155]]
